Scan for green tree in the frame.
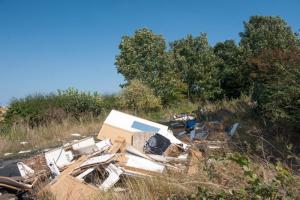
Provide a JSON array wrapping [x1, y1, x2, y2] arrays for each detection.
[[250, 48, 300, 130], [240, 16, 299, 56], [239, 16, 300, 130], [239, 16, 300, 92], [214, 40, 243, 99], [119, 79, 162, 112], [116, 28, 185, 104], [116, 28, 167, 83], [170, 33, 221, 100]]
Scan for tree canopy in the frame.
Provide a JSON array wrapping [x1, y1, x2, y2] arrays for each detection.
[[214, 40, 243, 99], [239, 16, 300, 130], [170, 33, 221, 100], [115, 28, 186, 104]]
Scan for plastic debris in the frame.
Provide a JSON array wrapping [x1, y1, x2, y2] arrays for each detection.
[[17, 162, 34, 179], [71, 133, 81, 137], [228, 123, 239, 136], [4, 153, 13, 157], [18, 150, 31, 154], [20, 141, 28, 145], [99, 164, 123, 191], [144, 134, 171, 155]]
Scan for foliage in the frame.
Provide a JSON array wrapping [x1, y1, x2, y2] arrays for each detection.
[[251, 49, 300, 129], [119, 79, 162, 112], [116, 28, 167, 82], [3, 88, 103, 127], [228, 154, 297, 199], [240, 16, 300, 56], [170, 33, 222, 100], [101, 94, 121, 111], [57, 88, 102, 118], [115, 28, 185, 104], [239, 16, 300, 130], [214, 40, 244, 99]]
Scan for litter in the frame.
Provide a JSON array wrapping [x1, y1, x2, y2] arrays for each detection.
[[132, 132, 154, 152], [17, 162, 34, 179], [99, 164, 123, 191], [228, 123, 239, 136], [20, 141, 29, 145], [18, 150, 31, 154], [45, 148, 71, 169], [71, 133, 81, 137], [76, 168, 95, 181], [79, 154, 115, 168], [172, 113, 195, 121], [72, 137, 97, 154], [124, 152, 165, 173], [0, 176, 32, 191], [1, 109, 233, 199], [98, 110, 186, 148], [95, 139, 112, 152], [144, 133, 171, 155]]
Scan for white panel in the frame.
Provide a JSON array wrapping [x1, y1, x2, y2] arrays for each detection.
[[79, 154, 115, 168], [45, 148, 71, 169], [104, 110, 169, 134], [17, 162, 34, 178], [99, 164, 123, 191], [95, 139, 112, 151], [125, 153, 165, 173], [72, 137, 95, 150]]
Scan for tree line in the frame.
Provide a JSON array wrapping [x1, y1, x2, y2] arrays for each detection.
[[116, 15, 300, 131]]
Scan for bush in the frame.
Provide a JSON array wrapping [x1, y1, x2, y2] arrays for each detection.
[[3, 88, 103, 128], [119, 80, 162, 112], [101, 94, 121, 111], [57, 88, 102, 118]]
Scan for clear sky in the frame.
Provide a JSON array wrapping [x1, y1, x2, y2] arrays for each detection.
[[0, 0, 299, 105]]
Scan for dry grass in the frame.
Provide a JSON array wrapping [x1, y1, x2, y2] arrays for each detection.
[[0, 106, 7, 122], [0, 116, 104, 155], [88, 155, 248, 200], [37, 151, 300, 200], [36, 189, 57, 200]]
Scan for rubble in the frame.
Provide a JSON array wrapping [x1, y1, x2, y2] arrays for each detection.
[[0, 109, 238, 199]]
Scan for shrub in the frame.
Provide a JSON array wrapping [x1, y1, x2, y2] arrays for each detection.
[[119, 80, 162, 112], [3, 88, 103, 128], [101, 94, 121, 111]]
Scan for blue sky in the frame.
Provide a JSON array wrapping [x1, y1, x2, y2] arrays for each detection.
[[0, 0, 299, 105]]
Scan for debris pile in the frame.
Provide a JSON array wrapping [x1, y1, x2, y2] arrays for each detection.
[[0, 109, 239, 199]]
